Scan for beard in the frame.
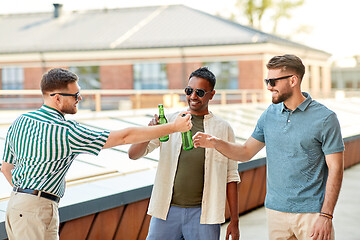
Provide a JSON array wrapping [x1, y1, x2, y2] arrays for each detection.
[[61, 104, 78, 114], [188, 98, 207, 112], [272, 90, 293, 104]]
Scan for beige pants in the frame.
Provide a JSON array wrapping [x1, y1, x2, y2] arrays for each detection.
[[5, 191, 59, 240], [266, 208, 335, 240]]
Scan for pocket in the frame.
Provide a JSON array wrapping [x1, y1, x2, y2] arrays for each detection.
[[38, 201, 58, 231], [8, 207, 36, 232], [45, 203, 59, 237]]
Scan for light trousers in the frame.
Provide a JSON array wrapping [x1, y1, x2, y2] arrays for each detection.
[[266, 208, 335, 240], [5, 191, 59, 240]]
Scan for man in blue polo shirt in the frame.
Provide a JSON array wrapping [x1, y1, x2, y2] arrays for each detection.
[[193, 54, 344, 240]]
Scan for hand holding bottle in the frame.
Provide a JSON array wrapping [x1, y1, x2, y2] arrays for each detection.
[[173, 112, 192, 133], [148, 114, 159, 126], [181, 113, 194, 151], [158, 104, 169, 141]]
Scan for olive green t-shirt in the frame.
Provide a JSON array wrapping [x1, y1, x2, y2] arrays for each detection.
[[171, 114, 205, 207]]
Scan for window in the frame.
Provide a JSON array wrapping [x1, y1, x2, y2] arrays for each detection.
[[133, 63, 168, 89], [69, 66, 100, 89], [1, 67, 24, 90], [203, 62, 238, 89]]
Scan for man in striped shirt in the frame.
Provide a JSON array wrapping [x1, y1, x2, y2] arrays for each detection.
[[1, 68, 192, 240]]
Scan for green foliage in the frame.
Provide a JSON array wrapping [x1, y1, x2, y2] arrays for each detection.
[[234, 0, 304, 33], [271, 0, 304, 33]]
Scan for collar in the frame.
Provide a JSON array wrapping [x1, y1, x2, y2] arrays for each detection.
[[203, 111, 214, 119], [184, 108, 214, 119], [40, 105, 66, 121], [281, 92, 312, 113]]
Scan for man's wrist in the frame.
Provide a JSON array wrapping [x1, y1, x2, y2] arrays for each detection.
[[320, 212, 333, 220], [212, 136, 221, 149], [169, 122, 176, 133], [230, 218, 239, 224]]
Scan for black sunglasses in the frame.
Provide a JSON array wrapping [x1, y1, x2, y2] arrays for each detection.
[[264, 75, 293, 87], [50, 92, 80, 101], [185, 87, 212, 98]]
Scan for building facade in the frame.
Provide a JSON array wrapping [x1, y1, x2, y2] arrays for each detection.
[[0, 5, 331, 94]]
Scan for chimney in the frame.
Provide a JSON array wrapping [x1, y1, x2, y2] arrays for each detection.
[[53, 3, 63, 18]]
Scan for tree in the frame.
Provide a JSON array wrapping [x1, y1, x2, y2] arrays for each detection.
[[271, 0, 304, 33], [234, 0, 304, 34]]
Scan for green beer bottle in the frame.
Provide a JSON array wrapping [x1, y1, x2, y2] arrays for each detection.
[[158, 104, 169, 142], [181, 114, 193, 151]]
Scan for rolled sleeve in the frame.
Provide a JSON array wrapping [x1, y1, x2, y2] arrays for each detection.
[[2, 126, 15, 164], [227, 125, 240, 183], [142, 138, 161, 157], [67, 120, 110, 155]]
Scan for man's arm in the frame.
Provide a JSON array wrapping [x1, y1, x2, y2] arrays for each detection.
[[226, 181, 239, 240], [128, 142, 150, 160], [1, 162, 14, 187], [193, 133, 265, 162], [128, 115, 159, 160], [311, 151, 344, 240], [103, 112, 191, 149]]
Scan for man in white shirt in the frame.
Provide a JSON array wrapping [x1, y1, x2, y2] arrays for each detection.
[[129, 67, 240, 240]]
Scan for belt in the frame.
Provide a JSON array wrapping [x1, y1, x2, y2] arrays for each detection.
[[13, 187, 60, 203]]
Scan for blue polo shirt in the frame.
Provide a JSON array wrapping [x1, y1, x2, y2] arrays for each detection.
[[251, 92, 344, 213]]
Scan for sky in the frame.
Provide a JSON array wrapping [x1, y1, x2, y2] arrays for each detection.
[[0, 0, 359, 63]]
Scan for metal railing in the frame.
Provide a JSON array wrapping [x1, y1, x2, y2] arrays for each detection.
[[0, 89, 359, 111], [0, 89, 268, 111]]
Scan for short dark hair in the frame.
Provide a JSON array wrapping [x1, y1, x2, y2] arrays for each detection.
[[189, 67, 216, 90], [266, 54, 305, 80], [41, 68, 78, 94]]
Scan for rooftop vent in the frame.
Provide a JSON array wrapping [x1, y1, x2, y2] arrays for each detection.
[[53, 3, 63, 18]]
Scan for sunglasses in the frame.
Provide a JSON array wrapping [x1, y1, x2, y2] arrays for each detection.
[[185, 87, 212, 98], [264, 75, 293, 87], [50, 91, 81, 101]]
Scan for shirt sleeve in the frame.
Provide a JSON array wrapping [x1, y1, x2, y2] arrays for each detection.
[[251, 109, 267, 143], [321, 112, 345, 155], [67, 120, 110, 156], [2, 125, 15, 164], [141, 138, 160, 157], [227, 123, 241, 183]]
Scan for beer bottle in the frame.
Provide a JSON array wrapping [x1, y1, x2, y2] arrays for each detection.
[[158, 104, 169, 142], [181, 114, 193, 151]]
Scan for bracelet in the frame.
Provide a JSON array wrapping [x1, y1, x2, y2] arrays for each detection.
[[320, 212, 333, 220]]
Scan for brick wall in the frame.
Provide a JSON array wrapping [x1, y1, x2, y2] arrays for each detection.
[[238, 60, 264, 89], [100, 65, 133, 89], [166, 63, 184, 89], [24, 67, 45, 89], [167, 62, 202, 89]]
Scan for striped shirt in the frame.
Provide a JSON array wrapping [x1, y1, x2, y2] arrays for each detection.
[[2, 105, 110, 197]]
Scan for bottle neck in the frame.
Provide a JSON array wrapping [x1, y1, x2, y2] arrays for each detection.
[[158, 105, 165, 117]]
